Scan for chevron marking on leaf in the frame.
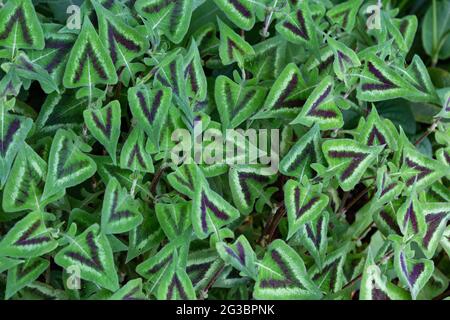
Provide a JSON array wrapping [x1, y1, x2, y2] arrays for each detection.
[[5, 257, 48, 299], [276, 3, 317, 47], [326, 0, 362, 32], [213, 0, 255, 30], [218, 18, 254, 66], [119, 128, 154, 173], [421, 203, 450, 258], [217, 235, 257, 279], [167, 164, 197, 198]]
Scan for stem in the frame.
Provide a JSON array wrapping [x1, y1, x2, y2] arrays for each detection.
[[261, 0, 279, 38], [414, 118, 440, 146], [149, 164, 167, 195], [339, 187, 371, 216], [200, 265, 226, 300], [266, 205, 286, 244]]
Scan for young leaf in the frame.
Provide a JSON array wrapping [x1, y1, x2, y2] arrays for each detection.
[[396, 192, 426, 240], [54, 224, 119, 292], [254, 239, 322, 300], [83, 100, 121, 165], [167, 164, 197, 198], [216, 235, 257, 279], [63, 16, 118, 88], [218, 18, 254, 66], [326, 0, 362, 33], [157, 257, 196, 300], [298, 211, 329, 270], [356, 107, 398, 151], [119, 127, 154, 173], [155, 201, 191, 241]]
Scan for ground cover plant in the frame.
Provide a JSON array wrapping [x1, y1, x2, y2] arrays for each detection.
[[0, 0, 449, 300]]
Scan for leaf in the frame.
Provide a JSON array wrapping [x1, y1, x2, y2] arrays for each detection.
[[400, 146, 448, 192], [63, 16, 118, 88], [396, 192, 426, 240], [322, 139, 383, 191], [0, 0, 45, 50], [83, 100, 121, 165], [213, 0, 255, 31], [186, 248, 223, 291], [356, 107, 398, 151], [128, 84, 172, 149], [298, 211, 329, 270], [119, 127, 154, 173], [109, 278, 146, 300], [284, 179, 329, 239], [280, 125, 323, 178], [155, 200, 191, 241], [393, 15, 418, 52], [184, 40, 207, 101], [5, 257, 49, 299], [422, 0, 450, 62], [420, 202, 450, 259], [136, 242, 177, 286], [326, 0, 362, 32], [157, 256, 196, 300], [327, 36, 361, 84], [291, 76, 343, 130], [357, 55, 416, 102], [218, 18, 254, 66], [0, 211, 57, 258], [135, 0, 193, 44], [215, 75, 266, 129], [54, 224, 119, 292], [275, 1, 318, 48], [191, 170, 240, 239], [216, 235, 256, 279], [254, 239, 322, 300], [0, 108, 33, 187], [394, 242, 434, 299], [228, 165, 276, 215], [42, 129, 97, 201], [101, 177, 143, 234], [167, 164, 197, 198], [404, 55, 439, 104]]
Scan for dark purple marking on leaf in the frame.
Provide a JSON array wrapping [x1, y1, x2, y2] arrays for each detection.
[[107, 22, 141, 65], [173, 166, 195, 191], [329, 9, 350, 30], [167, 274, 188, 299], [64, 231, 103, 271], [0, 118, 21, 157], [200, 191, 230, 233], [380, 182, 396, 198], [282, 9, 310, 40], [379, 210, 401, 234], [14, 220, 51, 246], [187, 262, 211, 286], [286, 141, 315, 172], [237, 172, 271, 205], [184, 62, 198, 94], [127, 144, 147, 169], [423, 212, 447, 248], [228, 0, 251, 19], [17, 56, 36, 72], [91, 107, 112, 138], [443, 151, 450, 165], [445, 98, 450, 112], [372, 287, 391, 300], [274, 73, 305, 110], [318, 54, 335, 71], [108, 190, 133, 222], [259, 249, 303, 289], [367, 126, 387, 146], [146, 255, 173, 275], [399, 19, 409, 36], [17, 260, 42, 278], [73, 42, 108, 83], [337, 51, 352, 72], [142, 0, 183, 35], [400, 252, 424, 287], [137, 89, 163, 125], [56, 138, 90, 179], [295, 195, 319, 219], [403, 202, 419, 234], [327, 150, 368, 181], [0, 6, 32, 45], [102, 0, 116, 9], [227, 38, 245, 61], [307, 84, 336, 118], [409, 63, 427, 92], [44, 38, 74, 73], [230, 89, 257, 118], [305, 216, 323, 247], [123, 286, 141, 300], [405, 157, 432, 187], [224, 241, 246, 265], [362, 61, 397, 91]]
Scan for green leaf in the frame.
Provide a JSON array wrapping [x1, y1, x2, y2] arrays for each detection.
[[254, 239, 322, 300], [218, 18, 254, 66], [298, 211, 329, 270], [216, 235, 257, 279], [422, 0, 450, 63], [5, 257, 48, 299], [155, 200, 191, 241], [157, 255, 196, 300], [42, 129, 97, 201], [54, 224, 119, 292], [396, 192, 426, 241], [184, 40, 208, 101], [0, 211, 57, 258], [356, 107, 398, 150], [63, 16, 118, 88], [420, 202, 450, 259], [213, 0, 255, 31], [326, 0, 362, 33], [83, 100, 121, 165], [109, 279, 146, 300], [119, 127, 154, 173], [0, 0, 45, 50]]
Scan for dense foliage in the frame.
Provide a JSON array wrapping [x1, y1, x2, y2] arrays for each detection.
[[0, 0, 449, 300]]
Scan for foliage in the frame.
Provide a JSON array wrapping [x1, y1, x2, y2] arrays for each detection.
[[0, 0, 449, 300]]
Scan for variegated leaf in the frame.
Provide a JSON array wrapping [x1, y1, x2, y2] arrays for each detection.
[[405, 55, 439, 104], [397, 192, 426, 240], [254, 239, 322, 300], [0, 0, 44, 50], [157, 256, 196, 300], [374, 205, 402, 237], [109, 279, 146, 300], [229, 166, 276, 215], [326, 0, 363, 32], [284, 179, 329, 239], [280, 124, 323, 178], [83, 100, 121, 165], [63, 16, 118, 88], [167, 164, 197, 198], [42, 129, 97, 201], [119, 127, 154, 173], [216, 235, 256, 279], [218, 18, 254, 66], [186, 249, 223, 291], [421, 203, 450, 259], [184, 40, 207, 101], [215, 75, 266, 129], [322, 139, 383, 191], [298, 211, 329, 270], [5, 257, 48, 299], [356, 107, 398, 150], [54, 224, 119, 291], [0, 211, 57, 258], [0, 257, 22, 274], [213, 0, 255, 31], [155, 201, 191, 241], [101, 177, 143, 234], [135, 0, 193, 44], [291, 76, 343, 130]]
